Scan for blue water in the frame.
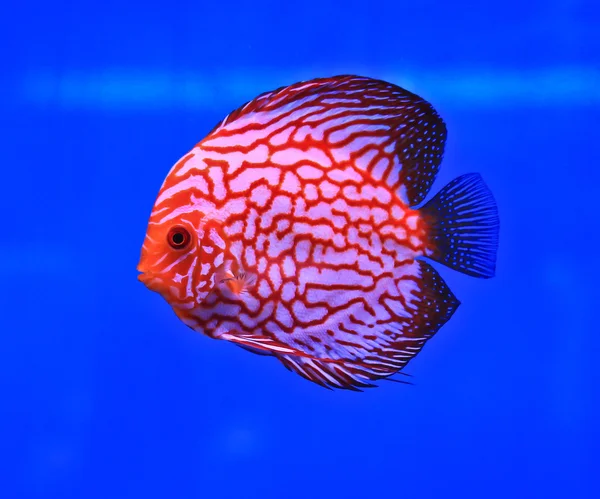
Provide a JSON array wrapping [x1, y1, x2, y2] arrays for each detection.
[[2, 1, 599, 498]]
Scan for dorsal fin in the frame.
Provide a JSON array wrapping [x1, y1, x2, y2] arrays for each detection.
[[204, 75, 447, 206]]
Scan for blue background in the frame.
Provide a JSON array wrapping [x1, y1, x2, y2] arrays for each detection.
[[2, 1, 599, 498]]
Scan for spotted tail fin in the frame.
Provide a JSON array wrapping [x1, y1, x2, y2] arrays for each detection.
[[420, 173, 499, 278]]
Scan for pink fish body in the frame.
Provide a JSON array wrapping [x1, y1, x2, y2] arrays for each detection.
[[138, 75, 499, 390]]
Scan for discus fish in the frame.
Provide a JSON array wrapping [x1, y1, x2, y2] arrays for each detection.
[[137, 75, 499, 390]]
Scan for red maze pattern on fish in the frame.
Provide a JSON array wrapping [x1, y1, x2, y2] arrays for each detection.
[[148, 76, 458, 386]]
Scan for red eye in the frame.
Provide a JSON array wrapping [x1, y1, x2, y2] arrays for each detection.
[[167, 226, 191, 250]]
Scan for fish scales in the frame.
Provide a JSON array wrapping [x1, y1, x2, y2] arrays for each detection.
[[138, 75, 499, 390]]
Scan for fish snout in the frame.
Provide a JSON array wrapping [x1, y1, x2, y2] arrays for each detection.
[[137, 271, 152, 284], [137, 268, 168, 296], [137, 257, 158, 287]]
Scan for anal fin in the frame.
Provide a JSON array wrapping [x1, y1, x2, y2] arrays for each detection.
[[278, 355, 378, 391], [399, 259, 461, 340], [220, 261, 460, 391], [278, 261, 460, 391]]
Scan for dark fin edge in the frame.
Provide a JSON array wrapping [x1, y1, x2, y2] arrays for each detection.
[[397, 101, 448, 207], [420, 173, 499, 279]]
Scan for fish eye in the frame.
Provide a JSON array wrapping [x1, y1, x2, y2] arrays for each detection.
[[167, 226, 191, 250]]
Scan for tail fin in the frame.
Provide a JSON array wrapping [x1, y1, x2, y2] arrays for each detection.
[[420, 173, 499, 278]]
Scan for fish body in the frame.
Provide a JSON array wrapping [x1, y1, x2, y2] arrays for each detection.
[[138, 75, 499, 389]]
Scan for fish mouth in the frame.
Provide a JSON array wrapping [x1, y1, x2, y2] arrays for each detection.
[[137, 262, 157, 287], [137, 262, 148, 283], [137, 271, 151, 284], [137, 270, 166, 296], [137, 262, 170, 298]]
